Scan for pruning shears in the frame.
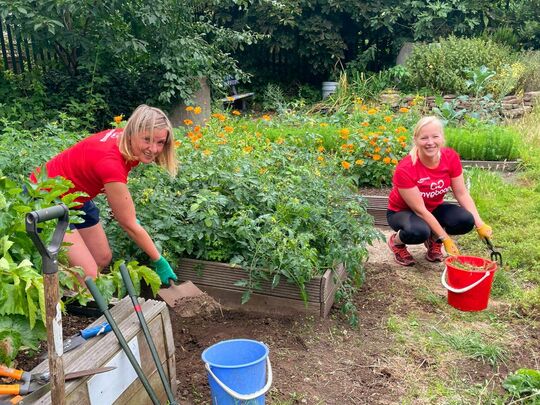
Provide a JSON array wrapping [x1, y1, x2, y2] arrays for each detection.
[[483, 237, 503, 266], [0, 365, 115, 401]]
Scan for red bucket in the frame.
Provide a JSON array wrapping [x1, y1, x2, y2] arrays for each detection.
[[441, 256, 497, 311]]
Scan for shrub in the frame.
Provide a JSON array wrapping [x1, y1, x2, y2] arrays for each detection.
[[518, 50, 540, 92], [406, 36, 517, 95], [445, 125, 521, 161]]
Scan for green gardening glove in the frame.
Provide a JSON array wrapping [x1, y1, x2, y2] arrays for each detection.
[[152, 256, 178, 284]]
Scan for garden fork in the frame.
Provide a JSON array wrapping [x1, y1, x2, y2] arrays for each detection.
[[483, 237, 503, 266]]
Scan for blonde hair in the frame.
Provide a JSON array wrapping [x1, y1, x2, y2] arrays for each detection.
[[409, 116, 444, 165], [119, 104, 177, 176]]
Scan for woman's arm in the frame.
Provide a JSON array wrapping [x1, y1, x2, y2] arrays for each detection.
[[399, 187, 448, 239], [104, 182, 161, 261], [450, 174, 485, 229]]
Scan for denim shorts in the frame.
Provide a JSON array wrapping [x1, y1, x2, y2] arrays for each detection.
[[70, 200, 101, 230]]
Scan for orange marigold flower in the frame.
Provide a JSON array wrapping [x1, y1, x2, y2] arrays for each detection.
[[399, 107, 409, 113], [384, 116, 392, 123], [372, 154, 381, 161], [355, 159, 364, 165], [317, 146, 325, 152], [232, 110, 241, 116], [383, 138, 389, 143], [361, 105, 368, 111], [378, 125, 386, 131], [224, 126, 234, 133], [367, 108, 377, 115], [185, 106, 194, 112], [203, 149, 212, 156], [391, 158, 398, 165], [243, 145, 253, 153], [262, 114, 271, 121], [395, 126, 407, 134], [317, 155, 325, 162], [193, 125, 201, 132], [400, 142, 407, 148], [341, 161, 351, 170], [383, 157, 391, 164], [113, 115, 123, 124], [339, 128, 350, 137], [174, 140, 182, 148], [183, 119, 193, 126], [374, 146, 381, 153], [218, 139, 228, 145], [255, 132, 262, 137], [193, 106, 202, 114]]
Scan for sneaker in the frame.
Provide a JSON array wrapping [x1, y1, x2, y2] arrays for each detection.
[[424, 237, 444, 262], [387, 233, 415, 266]]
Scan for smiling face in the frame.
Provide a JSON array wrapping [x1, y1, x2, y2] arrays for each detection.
[[130, 128, 169, 164], [414, 121, 444, 163]]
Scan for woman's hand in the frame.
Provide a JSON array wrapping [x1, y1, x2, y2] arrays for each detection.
[[443, 238, 460, 256], [476, 223, 493, 239], [153, 256, 178, 284]]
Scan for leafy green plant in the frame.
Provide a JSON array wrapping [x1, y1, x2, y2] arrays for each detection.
[[502, 369, 540, 398], [0, 315, 46, 365], [445, 125, 521, 161]]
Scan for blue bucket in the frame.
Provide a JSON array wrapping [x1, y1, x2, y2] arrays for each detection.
[[201, 339, 272, 404]]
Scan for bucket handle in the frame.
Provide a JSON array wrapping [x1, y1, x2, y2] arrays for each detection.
[[441, 267, 491, 294], [205, 357, 273, 401]]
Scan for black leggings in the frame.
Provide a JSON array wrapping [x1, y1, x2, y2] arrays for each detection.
[[386, 203, 475, 245]]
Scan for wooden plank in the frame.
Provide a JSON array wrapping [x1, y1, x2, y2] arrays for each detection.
[[199, 285, 321, 317], [160, 307, 177, 394], [178, 258, 324, 302]]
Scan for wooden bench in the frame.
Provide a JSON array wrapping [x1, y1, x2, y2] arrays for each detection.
[[219, 77, 254, 110]]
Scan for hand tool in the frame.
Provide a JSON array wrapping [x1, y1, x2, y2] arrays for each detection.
[[0, 365, 115, 396], [26, 204, 69, 405], [63, 322, 112, 353], [119, 264, 177, 404], [483, 237, 503, 266], [84, 277, 160, 405]]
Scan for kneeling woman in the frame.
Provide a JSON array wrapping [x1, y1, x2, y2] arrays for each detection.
[[386, 116, 492, 266]]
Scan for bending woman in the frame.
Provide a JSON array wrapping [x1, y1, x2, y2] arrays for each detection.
[[31, 104, 178, 283], [386, 116, 492, 266]]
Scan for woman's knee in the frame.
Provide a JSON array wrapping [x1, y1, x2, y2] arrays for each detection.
[[447, 211, 475, 235], [94, 249, 112, 269], [400, 226, 431, 244]]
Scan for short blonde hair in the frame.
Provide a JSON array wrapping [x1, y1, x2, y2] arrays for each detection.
[[119, 104, 177, 176], [409, 116, 444, 165]]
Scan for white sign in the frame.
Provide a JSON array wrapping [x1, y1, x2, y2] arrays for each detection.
[[87, 337, 141, 405]]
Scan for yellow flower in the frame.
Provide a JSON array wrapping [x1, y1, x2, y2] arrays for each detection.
[[276, 137, 285, 145], [232, 110, 241, 116], [355, 97, 363, 104], [355, 159, 364, 165], [341, 161, 351, 170], [399, 107, 409, 113], [224, 126, 234, 133], [317, 155, 325, 162], [372, 154, 381, 161], [317, 146, 325, 152], [361, 121, 370, 127], [113, 115, 123, 124], [255, 131, 262, 138], [174, 140, 182, 148], [243, 145, 253, 153], [262, 114, 271, 121], [185, 106, 194, 112], [183, 119, 193, 126], [377, 125, 386, 131], [384, 116, 392, 123], [391, 158, 398, 165], [395, 126, 407, 134], [383, 157, 391, 164], [259, 167, 268, 175], [193, 106, 202, 114], [367, 108, 377, 115], [203, 149, 212, 156], [339, 128, 350, 138], [320, 122, 329, 127]]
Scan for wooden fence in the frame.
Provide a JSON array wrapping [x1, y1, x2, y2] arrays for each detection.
[[0, 17, 55, 73]]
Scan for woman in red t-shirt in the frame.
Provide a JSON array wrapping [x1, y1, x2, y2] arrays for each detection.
[[386, 116, 493, 266], [33, 105, 179, 284]]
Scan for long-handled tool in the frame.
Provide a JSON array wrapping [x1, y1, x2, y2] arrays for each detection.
[[483, 237, 503, 266], [84, 277, 161, 405], [119, 264, 177, 404], [25, 204, 69, 405]]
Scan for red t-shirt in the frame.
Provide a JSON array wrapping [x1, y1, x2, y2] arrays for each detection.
[[32, 128, 139, 203], [388, 148, 462, 212]]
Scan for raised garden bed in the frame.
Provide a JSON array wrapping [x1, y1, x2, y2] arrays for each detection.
[[461, 159, 519, 171], [177, 258, 347, 317]]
